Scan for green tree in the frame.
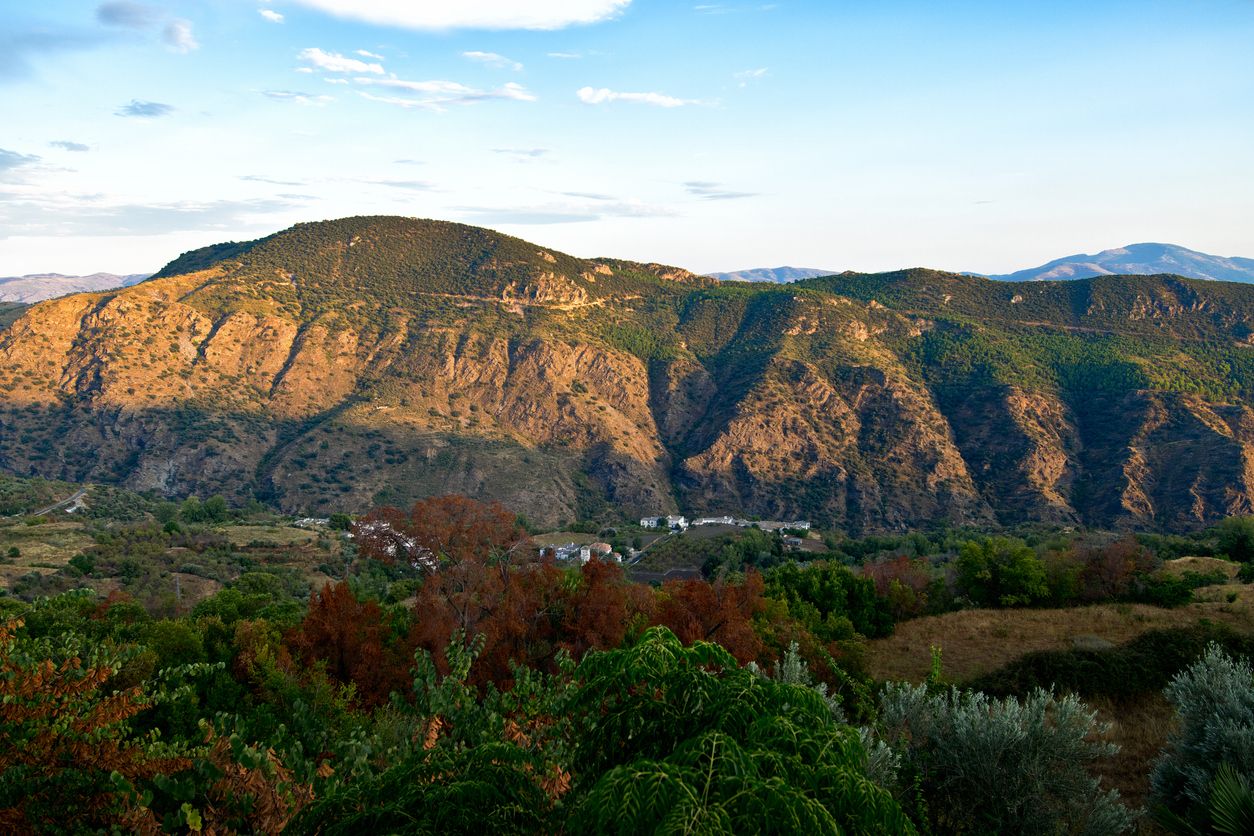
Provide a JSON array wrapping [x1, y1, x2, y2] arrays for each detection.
[[955, 537, 1049, 607], [565, 626, 914, 834], [1217, 516, 1254, 564]]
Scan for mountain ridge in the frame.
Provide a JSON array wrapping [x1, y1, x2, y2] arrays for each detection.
[[3, 216, 1254, 533], [706, 266, 835, 283], [983, 243, 1254, 284], [0, 272, 150, 303]]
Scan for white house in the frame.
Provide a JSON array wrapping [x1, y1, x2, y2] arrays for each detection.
[[666, 515, 689, 531], [693, 516, 735, 526]]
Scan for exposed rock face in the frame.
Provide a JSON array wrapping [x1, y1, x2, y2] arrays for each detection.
[[2, 216, 1254, 532]]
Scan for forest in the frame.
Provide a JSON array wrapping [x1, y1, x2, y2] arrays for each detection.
[[2, 491, 1253, 834]]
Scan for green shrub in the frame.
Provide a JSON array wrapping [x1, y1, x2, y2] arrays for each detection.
[[877, 683, 1134, 835], [955, 536, 1048, 607], [1150, 644, 1254, 818], [1218, 516, 1254, 563]]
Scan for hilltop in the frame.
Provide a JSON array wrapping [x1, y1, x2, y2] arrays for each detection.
[[2, 216, 1254, 531]]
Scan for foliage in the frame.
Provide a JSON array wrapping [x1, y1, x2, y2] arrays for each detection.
[[1151, 644, 1254, 819], [1217, 516, 1254, 563], [877, 682, 1134, 835], [955, 536, 1049, 607], [565, 626, 915, 834]]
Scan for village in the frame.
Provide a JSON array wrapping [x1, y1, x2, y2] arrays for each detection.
[[540, 514, 814, 567]]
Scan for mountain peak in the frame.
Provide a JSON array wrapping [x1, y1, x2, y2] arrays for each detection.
[[986, 243, 1254, 284]]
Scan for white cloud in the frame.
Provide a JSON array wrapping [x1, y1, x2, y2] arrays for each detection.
[[463, 51, 523, 71], [263, 90, 334, 106], [684, 180, 757, 200], [163, 20, 198, 53], [576, 86, 696, 107], [547, 52, 582, 59], [299, 47, 384, 74], [356, 49, 384, 59], [734, 67, 767, 86], [286, 0, 631, 31], [259, 9, 285, 23], [355, 77, 536, 110]]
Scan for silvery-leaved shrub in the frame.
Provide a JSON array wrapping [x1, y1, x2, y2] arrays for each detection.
[[1150, 643, 1254, 816], [877, 683, 1134, 835]]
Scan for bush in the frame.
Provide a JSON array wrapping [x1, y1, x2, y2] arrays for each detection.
[[877, 683, 1134, 835], [1150, 643, 1254, 818]]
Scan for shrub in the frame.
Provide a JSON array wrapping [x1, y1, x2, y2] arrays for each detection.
[[1217, 516, 1254, 563], [1150, 643, 1254, 818], [877, 683, 1134, 835]]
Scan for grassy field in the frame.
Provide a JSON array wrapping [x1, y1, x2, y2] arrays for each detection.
[[867, 595, 1254, 684], [0, 521, 95, 585]]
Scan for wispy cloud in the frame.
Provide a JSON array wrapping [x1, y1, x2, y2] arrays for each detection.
[[684, 180, 757, 200], [356, 49, 384, 60], [734, 67, 767, 86], [463, 51, 523, 71], [493, 147, 549, 162], [455, 198, 674, 226], [96, 2, 159, 28], [0, 30, 107, 81], [547, 52, 582, 59], [285, 0, 632, 31], [50, 140, 91, 152], [0, 194, 304, 238], [576, 87, 697, 107], [163, 20, 199, 53], [115, 99, 174, 117], [356, 78, 536, 111], [240, 174, 306, 186], [259, 9, 285, 23], [371, 179, 435, 190], [394, 158, 424, 165], [299, 47, 384, 74], [263, 89, 333, 105], [0, 149, 41, 173]]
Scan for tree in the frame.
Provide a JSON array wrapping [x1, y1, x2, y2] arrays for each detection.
[[565, 626, 914, 834], [1217, 516, 1254, 564], [286, 581, 412, 707], [653, 572, 765, 663], [955, 536, 1049, 607]]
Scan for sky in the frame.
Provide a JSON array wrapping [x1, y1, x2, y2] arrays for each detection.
[[1, 0, 1253, 276]]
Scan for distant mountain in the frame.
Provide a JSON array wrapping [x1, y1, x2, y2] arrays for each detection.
[[984, 244, 1254, 284], [706, 266, 834, 283], [0, 272, 150, 303]]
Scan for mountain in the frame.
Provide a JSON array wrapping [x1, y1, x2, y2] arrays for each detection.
[[0, 272, 150, 303], [985, 243, 1254, 284], [3, 216, 1254, 533], [706, 266, 834, 283]]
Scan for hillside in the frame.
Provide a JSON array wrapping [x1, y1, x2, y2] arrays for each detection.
[[706, 266, 835, 283], [984, 243, 1254, 283], [0, 271, 150, 303], [3, 216, 1254, 531]]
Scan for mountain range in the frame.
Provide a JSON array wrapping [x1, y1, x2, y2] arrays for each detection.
[[3, 216, 1254, 533], [706, 267, 835, 283], [983, 243, 1254, 283], [0, 272, 150, 304]]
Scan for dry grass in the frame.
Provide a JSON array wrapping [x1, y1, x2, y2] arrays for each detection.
[[0, 521, 95, 588], [1161, 556, 1241, 579], [222, 525, 320, 548], [1089, 694, 1177, 816], [868, 597, 1254, 684]]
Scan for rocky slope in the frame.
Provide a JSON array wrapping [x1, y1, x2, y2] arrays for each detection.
[[2, 216, 1254, 532]]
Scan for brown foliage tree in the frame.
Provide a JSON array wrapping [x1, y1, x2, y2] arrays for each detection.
[[652, 572, 766, 664], [1078, 537, 1157, 601], [286, 581, 413, 707]]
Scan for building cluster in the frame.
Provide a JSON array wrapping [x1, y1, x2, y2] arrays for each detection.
[[542, 541, 623, 564], [639, 515, 811, 533]]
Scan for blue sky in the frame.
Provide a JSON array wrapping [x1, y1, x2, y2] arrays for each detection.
[[1, 0, 1252, 275]]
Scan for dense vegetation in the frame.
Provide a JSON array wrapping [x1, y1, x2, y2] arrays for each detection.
[[2, 485, 1252, 832]]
